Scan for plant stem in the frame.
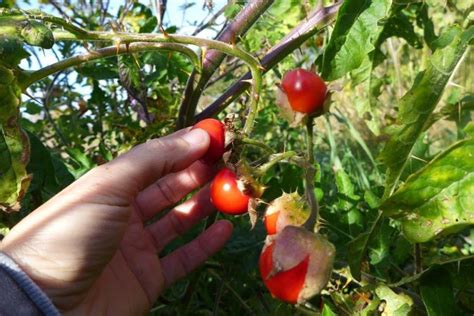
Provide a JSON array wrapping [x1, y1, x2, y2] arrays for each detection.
[[195, 1, 342, 121], [178, 0, 274, 129], [256, 151, 298, 176], [241, 137, 275, 154], [303, 116, 320, 232], [50, 29, 262, 135], [19, 42, 199, 89]]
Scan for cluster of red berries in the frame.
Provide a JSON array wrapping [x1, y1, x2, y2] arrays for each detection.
[[192, 69, 334, 305]]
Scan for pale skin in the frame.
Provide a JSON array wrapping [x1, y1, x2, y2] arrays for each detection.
[[0, 128, 233, 315]]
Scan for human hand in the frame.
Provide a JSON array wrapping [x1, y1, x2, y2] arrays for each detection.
[[0, 128, 233, 315]]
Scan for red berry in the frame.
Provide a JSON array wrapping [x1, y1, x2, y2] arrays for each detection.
[[192, 118, 225, 164], [259, 242, 309, 304], [281, 69, 327, 114], [210, 168, 250, 215], [259, 226, 335, 304], [264, 210, 280, 235], [264, 192, 309, 235]]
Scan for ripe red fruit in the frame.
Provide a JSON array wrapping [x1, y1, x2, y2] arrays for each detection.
[[192, 118, 225, 164], [264, 192, 309, 235], [259, 226, 335, 304], [281, 69, 327, 114], [210, 168, 250, 215]]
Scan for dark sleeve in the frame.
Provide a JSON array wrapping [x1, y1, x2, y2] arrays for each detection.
[[0, 252, 60, 316]]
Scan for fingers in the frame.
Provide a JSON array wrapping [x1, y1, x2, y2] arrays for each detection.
[[83, 129, 210, 199], [160, 220, 233, 288], [136, 160, 216, 221], [146, 186, 216, 251]]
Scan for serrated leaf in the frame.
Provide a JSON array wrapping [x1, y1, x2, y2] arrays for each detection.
[[375, 285, 413, 315], [321, 0, 392, 81], [382, 139, 474, 243], [420, 268, 461, 316], [379, 26, 474, 197]]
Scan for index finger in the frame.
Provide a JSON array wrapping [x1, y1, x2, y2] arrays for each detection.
[[82, 128, 210, 199]]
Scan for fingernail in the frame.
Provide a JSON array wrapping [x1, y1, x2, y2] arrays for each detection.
[[182, 128, 209, 146]]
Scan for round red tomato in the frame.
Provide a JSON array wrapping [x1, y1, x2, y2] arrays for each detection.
[[281, 69, 327, 114], [210, 168, 250, 215], [192, 118, 225, 164]]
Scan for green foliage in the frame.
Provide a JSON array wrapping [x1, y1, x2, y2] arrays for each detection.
[[0, 65, 30, 211], [420, 268, 461, 316], [379, 25, 473, 196], [321, 0, 392, 81], [382, 139, 474, 243], [0, 1, 473, 315], [20, 20, 54, 48]]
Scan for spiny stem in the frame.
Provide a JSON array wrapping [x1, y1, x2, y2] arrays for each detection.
[[19, 42, 199, 90], [303, 116, 320, 232], [51, 29, 262, 136]]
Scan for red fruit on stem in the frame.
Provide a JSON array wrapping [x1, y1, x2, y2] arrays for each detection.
[[192, 118, 225, 164], [210, 168, 250, 215], [264, 210, 280, 235], [259, 226, 335, 304], [264, 192, 310, 235], [259, 243, 310, 304], [281, 69, 327, 114]]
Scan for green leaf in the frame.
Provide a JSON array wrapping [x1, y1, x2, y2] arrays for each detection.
[[0, 221, 9, 237], [369, 220, 394, 266], [0, 36, 30, 68], [321, 0, 392, 81], [375, 285, 413, 315], [420, 268, 461, 316], [347, 212, 383, 280], [379, 26, 474, 197], [382, 139, 474, 243], [321, 302, 337, 316], [26, 132, 74, 201], [20, 20, 54, 49], [335, 167, 360, 211], [0, 65, 30, 211]]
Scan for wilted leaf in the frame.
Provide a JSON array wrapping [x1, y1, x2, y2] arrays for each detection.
[[382, 139, 474, 243]]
